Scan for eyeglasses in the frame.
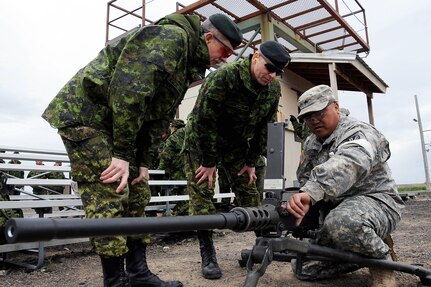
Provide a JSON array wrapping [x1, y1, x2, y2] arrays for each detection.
[[212, 34, 233, 58], [303, 102, 335, 123]]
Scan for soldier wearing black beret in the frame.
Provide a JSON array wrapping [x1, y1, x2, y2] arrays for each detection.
[[41, 10, 243, 287], [184, 40, 290, 280]]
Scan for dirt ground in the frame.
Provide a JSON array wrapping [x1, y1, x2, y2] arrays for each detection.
[[1, 193, 431, 287]]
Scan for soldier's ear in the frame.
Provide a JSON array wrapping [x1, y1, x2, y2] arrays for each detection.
[[204, 32, 213, 44]]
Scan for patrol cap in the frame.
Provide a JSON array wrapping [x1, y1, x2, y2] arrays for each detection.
[[298, 85, 337, 119], [209, 14, 243, 48], [260, 41, 291, 73], [170, 119, 185, 128]]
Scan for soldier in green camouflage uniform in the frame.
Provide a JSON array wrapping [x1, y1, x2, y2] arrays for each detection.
[[5, 157, 25, 195], [217, 154, 266, 211], [283, 85, 404, 286], [0, 173, 23, 244], [183, 41, 291, 280], [42, 12, 242, 287], [158, 120, 188, 215], [27, 160, 66, 214], [290, 114, 311, 145]]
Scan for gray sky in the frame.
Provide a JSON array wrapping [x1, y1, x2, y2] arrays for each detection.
[[0, 0, 430, 184]]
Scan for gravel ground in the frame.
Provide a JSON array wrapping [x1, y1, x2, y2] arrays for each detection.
[[1, 192, 431, 287]]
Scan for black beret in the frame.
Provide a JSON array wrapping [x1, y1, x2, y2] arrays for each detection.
[[209, 14, 243, 48], [260, 41, 291, 72]]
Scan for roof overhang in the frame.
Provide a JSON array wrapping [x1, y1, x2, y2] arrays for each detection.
[[288, 51, 388, 94]]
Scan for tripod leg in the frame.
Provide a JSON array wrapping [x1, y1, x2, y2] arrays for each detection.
[[242, 238, 273, 287]]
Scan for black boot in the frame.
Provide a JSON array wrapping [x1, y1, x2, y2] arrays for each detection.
[[126, 240, 183, 287], [197, 230, 222, 279], [100, 255, 131, 287]]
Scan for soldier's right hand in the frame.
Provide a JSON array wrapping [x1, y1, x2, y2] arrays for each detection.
[[289, 115, 298, 123], [282, 193, 311, 226], [131, 167, 149, 185], [100, 157, 129, 193]]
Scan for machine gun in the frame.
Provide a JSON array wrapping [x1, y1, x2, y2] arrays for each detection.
[[4, 187, 431, 287], [4, 122, 431, 286]]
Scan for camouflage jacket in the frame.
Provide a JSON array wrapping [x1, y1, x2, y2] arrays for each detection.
[[158, 127, 186, 179], [298, 115, 404, 215], [185, 56, 280, 168], [42, 14, 209, 167], [28, 169, 66, 194], [291, 120, 311, 146]]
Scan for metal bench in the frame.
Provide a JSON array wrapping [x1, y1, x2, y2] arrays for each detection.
[[0, 146, 236, 269]]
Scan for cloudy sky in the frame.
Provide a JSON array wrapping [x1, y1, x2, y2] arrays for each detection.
[[0, 0, 430, 185]]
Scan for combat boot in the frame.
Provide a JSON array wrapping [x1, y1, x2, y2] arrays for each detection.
[[126, 240, 183, 287], [100, 255, 131, 287], [369, 266, 397, 287], [197, 230, 222, 279]]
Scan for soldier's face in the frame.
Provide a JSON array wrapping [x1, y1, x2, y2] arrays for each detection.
[[304, 102, 340, 138], [206, 33, 233, 66], [250, 53, 277, 86]]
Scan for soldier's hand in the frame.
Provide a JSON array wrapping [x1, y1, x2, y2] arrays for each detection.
[[195, 165, 216, 188], [131, 167, 149, 185], [237, 165, 257, 185], [282, 193, 311, 226], [100, 157, 129, 193], [289, 115, 298, 123]]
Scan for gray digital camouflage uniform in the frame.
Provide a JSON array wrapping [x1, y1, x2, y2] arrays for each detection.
[[42, 14, 209, 257], [293, 114, 404, 280], [184, 56, 279, 215]]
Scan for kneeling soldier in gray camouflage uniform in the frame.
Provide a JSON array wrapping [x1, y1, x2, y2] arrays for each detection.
[[183, 40, 291, 280], [42, 12, 242, 287], [283, 85, 404, 287]]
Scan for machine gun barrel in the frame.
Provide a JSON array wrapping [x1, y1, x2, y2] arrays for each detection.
[[4, 206, 280, 244]]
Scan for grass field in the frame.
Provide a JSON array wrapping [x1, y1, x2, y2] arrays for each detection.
[[397, 183, 427, 192]]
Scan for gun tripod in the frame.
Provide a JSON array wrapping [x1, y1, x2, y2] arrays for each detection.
[[239, 235, 431, 287]]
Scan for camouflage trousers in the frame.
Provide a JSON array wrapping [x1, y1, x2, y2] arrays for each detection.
[[292, 194, 401, 280], [59, 126, 151, 257], [185, 152, 261, 216]]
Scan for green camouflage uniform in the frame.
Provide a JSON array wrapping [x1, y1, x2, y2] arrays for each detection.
[[293, 114, 404, 280], [291, 119, 311, 145], [217, 155, 266, 210], [27, 168, 66, 214], [184, 56, 280, 216], [158, 127, 188, 215], [27, 169, 66, 195], [4, 161, 25, 195], [41, 14, 208, 257], [0, 173, 23, 244]]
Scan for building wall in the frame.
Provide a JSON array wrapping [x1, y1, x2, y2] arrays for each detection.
[[177, 70, 313, 188]]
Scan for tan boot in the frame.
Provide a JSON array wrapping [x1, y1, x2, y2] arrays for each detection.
[[369, 267, 397, 287]]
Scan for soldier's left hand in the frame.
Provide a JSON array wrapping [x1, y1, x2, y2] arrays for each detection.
[[237, 165, 257, 185]]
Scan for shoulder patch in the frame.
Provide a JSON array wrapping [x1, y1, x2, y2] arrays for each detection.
[[338, 138, 375, 161]]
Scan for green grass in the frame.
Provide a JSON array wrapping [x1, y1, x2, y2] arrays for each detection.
[[397, 184, 427, 192]]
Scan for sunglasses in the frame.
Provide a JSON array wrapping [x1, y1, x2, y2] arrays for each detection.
[[264, 63, 283, 76], [212, 34, 234, 58]]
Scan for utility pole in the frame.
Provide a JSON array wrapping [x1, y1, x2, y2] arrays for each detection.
[[414, 94, 431, 191]]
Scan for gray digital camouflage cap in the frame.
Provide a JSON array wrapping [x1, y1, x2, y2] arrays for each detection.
[[298, 85, 337, 119]]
